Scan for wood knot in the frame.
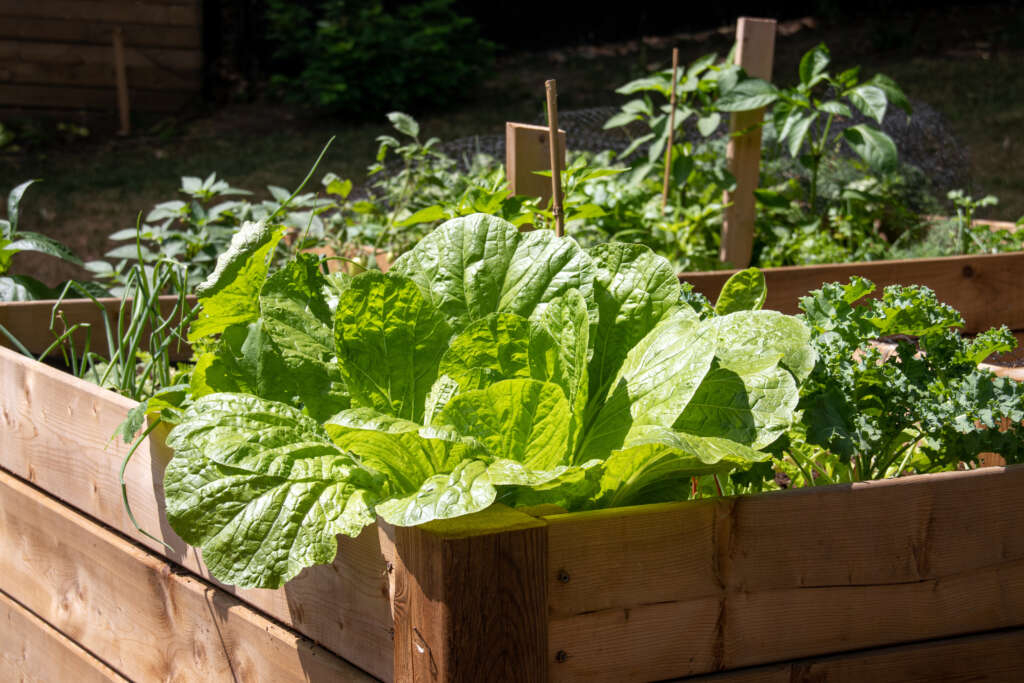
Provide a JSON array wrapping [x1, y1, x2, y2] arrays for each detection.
[[962, 265, 975, 278]]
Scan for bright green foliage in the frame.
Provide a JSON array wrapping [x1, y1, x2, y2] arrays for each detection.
[[715, 267, 767, 315], [163, 214, 812, 588], [796, 278, 1024, 482], [0, 180, 87, 301], [164, 393, 380, 587], [189, 220, 286, 341]]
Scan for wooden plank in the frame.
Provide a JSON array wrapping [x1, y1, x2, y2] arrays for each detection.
[[0, 1, 200, 27], [719, 17, 776, 268], [546, 466, 1024, 681], [0, 347, 395, 681], [0, 590, 128, 683], [379, 506, 549, 682], [0, 471, 378, 682], [0, 40, 202, 71], [0, 39, 202, 91], [0, 58, 200, 92], [0, 17, 201, 49], [681, 251, 1024, 333], [507, 121, 567, 206], [0, 82, 194, 112], [0, 295, 195, 360], [684, 627, 1024, 682]]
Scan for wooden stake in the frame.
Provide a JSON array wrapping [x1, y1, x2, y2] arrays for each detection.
[[505, 122, 567, 205], [662, 47, 680, 214], [545, 79, 565, 237], [719, 17, 776, 268], [112, 27, 131, 136]]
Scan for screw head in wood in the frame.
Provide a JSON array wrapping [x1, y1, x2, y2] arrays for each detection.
[[557, 569, 570, 583], [555, 650, 569, 663]]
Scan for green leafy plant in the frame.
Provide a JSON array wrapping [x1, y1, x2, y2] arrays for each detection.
[[948, 189, 1000, 254], [51, 259, 195, 402], [265, 0, 494, 115], [0, 180, 88, 301], [604, 51, 739, 166], [154, 214, 813, 588], [721, 43, 911, 213], [794, 277, 1024, 483]]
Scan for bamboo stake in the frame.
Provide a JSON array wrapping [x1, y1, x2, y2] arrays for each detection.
[[112, 27, 131, 136], [545, 79, 565, 237], [661, 47, 680, 213]]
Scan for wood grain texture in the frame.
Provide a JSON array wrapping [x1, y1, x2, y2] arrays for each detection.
[[506, 122, 567, 206], [681, 250, 1024, 333], [0, 82, 194, 112], [0, 43, 201, 91], [379, 505, 549, 682], [682, 627, 1024, 682], [0, 1, 200, 27], [0, 17, 201, 49], [0, 471, 378, 682], [720, 17, 776, 268], [0, 590, 128, 683], [546, 466, 1024, 681], [0, 347, 395, 681], [0, 295, 195, 359]]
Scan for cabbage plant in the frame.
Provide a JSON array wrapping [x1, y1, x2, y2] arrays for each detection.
[[160, 214, 814, 588]]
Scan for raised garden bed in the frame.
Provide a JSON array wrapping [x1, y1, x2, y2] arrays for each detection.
[[3, 343, 1023, 681], [681, 251, 1024, 335], [0, 294, 194, 359]]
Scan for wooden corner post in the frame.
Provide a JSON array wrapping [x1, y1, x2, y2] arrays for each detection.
[[720, 17, 776, 268], [378, 506, 549, 682]]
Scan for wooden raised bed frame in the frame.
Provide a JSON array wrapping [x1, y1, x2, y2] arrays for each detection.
[[4, 344, 1024, 681]]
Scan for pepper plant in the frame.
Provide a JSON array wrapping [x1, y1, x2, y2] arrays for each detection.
[[0, 180, 90, 301]]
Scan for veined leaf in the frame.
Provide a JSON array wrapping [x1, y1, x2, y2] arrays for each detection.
[[334, 272, 451, 422], [374, 459, 495, 526], [328, 427, 474, 498], [843, 124, 898, 171], [596, 426, 770, 508], [434, 378, 571, 471], [163, 393, 381, 589], [260, 255, 348, 420], [848, 85, 888, 124], [709, 309, 816, 383], [389, 213, 596, 332], [715, 267, 766, 315], [189, 221, 286, 341], [7, 231, 82, 265], [579, 311, 718, 459], [438, 313, 533, 392], [588, 243, 680, 408], [675, 360, 799, 449], [716, 78, 779, 111]]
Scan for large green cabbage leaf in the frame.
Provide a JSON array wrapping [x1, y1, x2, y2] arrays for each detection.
[[163, 213, 813, 588]]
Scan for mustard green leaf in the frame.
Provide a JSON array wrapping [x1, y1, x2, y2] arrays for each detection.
[[334, 271, 451, 422], [189, 221, 286, 341]]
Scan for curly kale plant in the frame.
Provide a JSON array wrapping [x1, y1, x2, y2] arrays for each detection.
[[158, 214, 812, 588], [796, 277, 1024, 482]]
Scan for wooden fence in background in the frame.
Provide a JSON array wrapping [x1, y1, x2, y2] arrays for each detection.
[[0, 0, 202, 115]]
